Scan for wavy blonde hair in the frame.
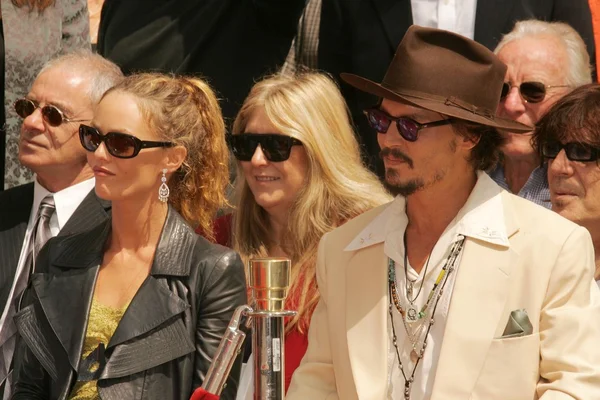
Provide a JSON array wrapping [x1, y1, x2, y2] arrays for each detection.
[[103, 73, 229, 239], [232, 72, 391, 333]]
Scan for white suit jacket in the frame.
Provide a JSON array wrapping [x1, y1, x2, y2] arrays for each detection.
[[287, 175, 600, 400]]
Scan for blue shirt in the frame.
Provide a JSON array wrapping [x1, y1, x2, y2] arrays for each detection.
[[488, 163, 551, 209]]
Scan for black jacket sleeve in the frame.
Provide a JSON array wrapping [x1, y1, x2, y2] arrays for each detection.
[[193, 249, 247, 400]]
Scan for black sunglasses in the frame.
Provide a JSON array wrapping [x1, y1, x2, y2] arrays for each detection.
[[542, 141, 600, 162], [14, 98, 88, 127], [79, 124, 174, 159], [363, 107, 454, 142], [229, 133, 303, 162], [501, 82, 569, 104]]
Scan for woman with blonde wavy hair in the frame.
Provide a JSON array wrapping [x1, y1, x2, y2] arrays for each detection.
[[212, 71, 390, 393], [12, 73, 246, 400]]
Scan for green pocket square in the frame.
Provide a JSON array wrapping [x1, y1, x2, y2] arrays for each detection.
[[501, 309, 533, 338]]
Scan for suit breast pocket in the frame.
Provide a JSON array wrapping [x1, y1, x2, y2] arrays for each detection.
[[471, 333, 540, 400]]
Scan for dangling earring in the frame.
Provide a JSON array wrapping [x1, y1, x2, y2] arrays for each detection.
[[158, 168, 170, 202]]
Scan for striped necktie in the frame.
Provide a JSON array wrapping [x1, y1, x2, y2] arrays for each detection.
[[0, 195, 55, 395]]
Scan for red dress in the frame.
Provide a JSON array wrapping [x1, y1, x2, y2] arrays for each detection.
[[208, 213, 233, 247], [203, 214, 310, 393]]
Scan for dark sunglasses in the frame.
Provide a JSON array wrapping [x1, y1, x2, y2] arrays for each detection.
[[501, 82, 569, 104], [79, 124, 174, 159], [14, 98, 89, 127], [363, 107, 454, 142], [229, 133, 303, 162], [542, 141, 600, 162]]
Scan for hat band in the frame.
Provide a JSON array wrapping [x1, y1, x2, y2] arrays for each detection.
[[380, 84, 495, 120], [444, 96, 494, 120]]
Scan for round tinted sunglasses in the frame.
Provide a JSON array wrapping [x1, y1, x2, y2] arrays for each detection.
[[500, 82, 569, 104], [542, 141, 600, 162], [229, 133, 303, 162], [363, 107, 454, 142], [79, 124, 174, 159], [14, 98, 88, 127]]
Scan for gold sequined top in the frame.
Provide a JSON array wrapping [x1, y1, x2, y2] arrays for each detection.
[[69, 299, 128, 400]]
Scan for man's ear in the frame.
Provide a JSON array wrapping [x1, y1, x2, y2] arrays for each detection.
[[163, 145, 188, 174], [454, 123, 480, 151], [462, 131, 480, 151]]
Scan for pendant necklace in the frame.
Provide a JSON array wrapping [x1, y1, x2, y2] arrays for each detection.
[[387, 234, 466, 399], [403, 231, 431, 324]]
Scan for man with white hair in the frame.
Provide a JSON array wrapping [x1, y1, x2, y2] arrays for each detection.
[[0, 51, 123, 397], [490, 20, 592, 208]]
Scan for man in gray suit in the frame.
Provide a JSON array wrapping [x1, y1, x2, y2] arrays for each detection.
[[0, 51, 123, 397]]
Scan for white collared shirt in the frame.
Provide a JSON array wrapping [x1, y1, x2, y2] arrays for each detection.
[[411, 0, 478, 40], [0, 177, 95, 330], [345, 172, 510, 399]]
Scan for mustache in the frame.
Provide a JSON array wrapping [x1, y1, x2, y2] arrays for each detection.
[[551, 184, 579, 195], [379, 147, 414, 168], [21, 128, 73, 146], [20, 129, 38, 140]]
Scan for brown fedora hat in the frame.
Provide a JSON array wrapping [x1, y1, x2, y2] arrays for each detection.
[[341, 25, 532, 133]]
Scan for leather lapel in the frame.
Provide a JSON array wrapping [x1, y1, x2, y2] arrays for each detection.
[[149, 206, 194, 277], [31, 266, 99, 372], [101, 209, 196, 378], [14, 297, 78, 400], [371, 0, 413, 52], [29, 213, 108, 373], [58, 190, 110, 238], [31, 206, 194, 381], [43, 206, 196, 381], [346, 242, 388, 399], [107, 276, 189, 349], [51, 218, 110, 270], [14, 301, 60, 382], [430, 193, 520, 398], [101, 276, 193, 379]]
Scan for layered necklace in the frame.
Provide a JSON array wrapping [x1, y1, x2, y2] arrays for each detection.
[[387, 233, 466, 400]]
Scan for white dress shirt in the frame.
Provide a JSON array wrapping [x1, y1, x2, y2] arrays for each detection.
[[0, 177, 95, 330], [346, 172, 510, 399], [411, 0, 478, 40]]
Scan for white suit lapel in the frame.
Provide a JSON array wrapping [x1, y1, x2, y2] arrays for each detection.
[[431, 191, 520, 398], [345, 242, 388, 400]]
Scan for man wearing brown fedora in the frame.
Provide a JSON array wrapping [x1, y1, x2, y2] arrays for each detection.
[[287, 26, 600, 400]]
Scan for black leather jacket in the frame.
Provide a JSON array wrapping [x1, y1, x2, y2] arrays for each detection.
[[11, 207, 247, 400]]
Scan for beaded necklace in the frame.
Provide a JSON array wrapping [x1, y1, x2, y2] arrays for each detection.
[[387, 234, 466, 399]]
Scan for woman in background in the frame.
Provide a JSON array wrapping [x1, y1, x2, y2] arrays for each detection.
[[12, 73, 246, 399], [210, 72, 391, 393]]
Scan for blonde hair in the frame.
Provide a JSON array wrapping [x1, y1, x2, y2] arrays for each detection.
[[232, 72, 391, 333], [103, 73, 229, 238], [494, 20, 592, 87]]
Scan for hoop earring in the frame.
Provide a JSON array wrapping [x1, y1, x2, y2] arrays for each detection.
[[158, 168, 170, 202]]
